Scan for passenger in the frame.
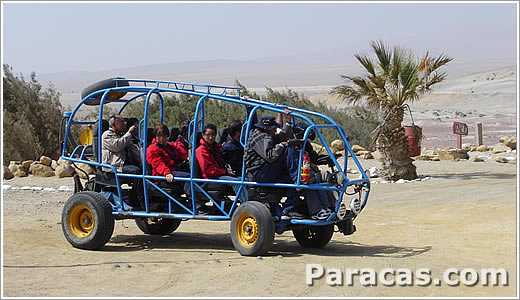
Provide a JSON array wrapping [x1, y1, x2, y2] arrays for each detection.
[[195, 124, 248, 203], [244, 115, 331, 220], [125, 117, 142, 167], [173, 120, 190, 162], [146, 124, 192, 200], [101, 114, 141, 174], [221, 120, 244, 177], [293, 122, 334, 218]]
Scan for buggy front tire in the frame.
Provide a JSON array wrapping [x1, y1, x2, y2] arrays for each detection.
[[230, 201, 275, 256], [61, 192, 114, 250], [292, 224, 334, 248], [135, 218, 181, 235]]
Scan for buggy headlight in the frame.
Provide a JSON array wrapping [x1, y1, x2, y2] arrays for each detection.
[[349, 198, 361, 215]]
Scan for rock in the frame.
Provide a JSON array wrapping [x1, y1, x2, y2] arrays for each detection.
[[57, 157, 69, 166], [4, 166, 14, 180], [54, 165, 72, 178], [74, 163, 95, 179], [357, 151, 373, 159], [469, 146, 478, 152], [491, 144, 509, 154], [9, 162, 27, 177], [368, 167, 380, 178], [371, 150, 383, 160], [32, 163, 56, 177], [51, 160, 58, 169], [461, 143, 473, 150], [21, 160, 34, 170], [494, 157, 508, 163], [415, 155, 432, 161], [431, 157, 440, 161], [476, 145, 489, 152], [58, 186, 71, 192], [331, 140, 345, 152], [351, 145, 366, 153], [437, 149, 469, 160], [422, 148, 438, 155], [39, 156, 52, 166], [43, 188, 56, 192], [395, 179, 406, 184], [473, 157, 485, 162], [499, 136, 509, 143], [311, 143, 328, 156], [503, 136, 516, 150]]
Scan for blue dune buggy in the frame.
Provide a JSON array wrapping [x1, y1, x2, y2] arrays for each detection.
[[59, 77, 370, 256]]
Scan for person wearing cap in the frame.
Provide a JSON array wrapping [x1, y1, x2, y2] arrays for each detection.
[[244, 114, 306, 219]]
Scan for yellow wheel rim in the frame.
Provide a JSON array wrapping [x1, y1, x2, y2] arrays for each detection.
[[236, 214, 259, 248], [69, 204, 94, 238]]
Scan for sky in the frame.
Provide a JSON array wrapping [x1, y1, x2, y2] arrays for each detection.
[[1, 1, 518, 77]]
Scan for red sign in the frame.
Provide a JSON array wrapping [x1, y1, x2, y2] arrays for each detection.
[[452, 122, 468, 135]]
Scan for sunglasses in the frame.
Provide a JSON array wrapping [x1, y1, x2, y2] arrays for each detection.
[[203, 132, 216, 137]]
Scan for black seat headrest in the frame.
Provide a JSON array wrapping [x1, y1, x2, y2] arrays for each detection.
[[168, 127, 180, 142]]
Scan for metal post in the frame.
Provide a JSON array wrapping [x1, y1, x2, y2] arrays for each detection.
[[457, 134, 462, 149], [476, 122, 483, 146]]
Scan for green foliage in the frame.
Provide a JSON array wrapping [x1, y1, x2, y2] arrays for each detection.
[[117, 80, 379, 148], [3, 64, 64, 162]]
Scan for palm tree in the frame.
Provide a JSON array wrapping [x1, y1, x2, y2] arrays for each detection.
[[331, 40, 452, 180]]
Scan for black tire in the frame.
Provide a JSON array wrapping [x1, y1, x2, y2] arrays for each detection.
[[61, 192, 114, 250], [230, 201, 275, 256], [81, 77, 129, 103], [292, 224, 334, 248], [134, 218, 181, 235]]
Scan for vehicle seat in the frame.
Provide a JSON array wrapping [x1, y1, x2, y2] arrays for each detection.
[[92, 119, 109, 164]]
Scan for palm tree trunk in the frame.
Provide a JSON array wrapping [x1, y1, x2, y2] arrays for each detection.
[[376, 106, 418, 180]]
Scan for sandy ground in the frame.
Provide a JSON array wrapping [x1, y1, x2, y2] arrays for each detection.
[[2, 156, 517, 297]]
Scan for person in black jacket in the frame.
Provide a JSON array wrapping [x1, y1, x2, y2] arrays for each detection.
[[221, 120, 244, 177]]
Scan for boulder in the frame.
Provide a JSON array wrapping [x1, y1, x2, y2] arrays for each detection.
[[469, 146, 478, 152], [351, 144, 366, 153], [331, 140, 345, 152], [461, 143, 473, 151], [503, 136, 516, 150], [51, 160, 58, 169], [8, 161, 27, 177], [32, 163, 56, 177], [415, 155, 432, 161], [3, 166, 14, 180], [73, 163, 95, 179], [473, 157, 485, 162], [422, 148, 438, 155], [54, 165, 72, 178], [368, 167, 380, 178], [21, 160, 34, 170], [39, 155, 52, 166], [476, 145, 489, 152], [499, 136, 509, 143], [356, 151, 373, 159], [437, 149, 470, 160], [431, 157, 441, 161], [494, 157, 508, 163], [491, 144, 509, 154], [311, 143, 328, 156], [371, 150, 383, 160]]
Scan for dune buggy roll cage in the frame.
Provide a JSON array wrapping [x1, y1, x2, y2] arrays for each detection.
[[60, 78, 370, 228]]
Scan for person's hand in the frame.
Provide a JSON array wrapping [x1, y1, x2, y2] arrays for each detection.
[[227, 170, 236, 176], [281, 141, 289, 147], [165, 173, 174, 183], [284, 108, 293, 115], [128, 125, 138, 136]]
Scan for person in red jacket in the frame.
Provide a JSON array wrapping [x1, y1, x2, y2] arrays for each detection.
[[146, 124, 191, 199], [195, 124, 248, 202]]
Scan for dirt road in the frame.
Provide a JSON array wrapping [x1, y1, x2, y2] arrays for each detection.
[[2, 158, 517, 297]]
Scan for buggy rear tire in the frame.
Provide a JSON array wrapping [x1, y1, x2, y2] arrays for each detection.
[[81, 77, 129, 103], [292, 224, 334, 248], [135, 218, 181, 235], [61, 192, 114, 250], [230, 201, 275, 256]]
